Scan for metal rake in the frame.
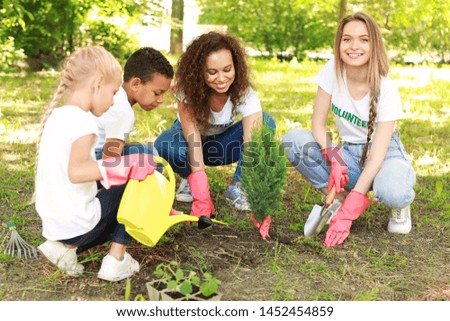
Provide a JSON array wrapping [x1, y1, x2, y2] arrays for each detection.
[[3, 221, 38, 259]]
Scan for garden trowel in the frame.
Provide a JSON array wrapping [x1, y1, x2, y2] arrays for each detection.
[[304, 187, 337, 237]]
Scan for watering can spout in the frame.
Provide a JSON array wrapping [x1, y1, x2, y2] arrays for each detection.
[[124, 213, 199, 247], [168, 213, 199, 225]]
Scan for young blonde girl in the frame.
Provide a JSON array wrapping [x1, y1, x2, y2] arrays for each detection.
[[283, 12, 416, 246], [35, 46, 155, 280]]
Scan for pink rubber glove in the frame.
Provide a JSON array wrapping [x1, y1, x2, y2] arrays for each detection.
[[250, 214, 271, 240], [324, 190, 370, 247], [250, 213, 261, 229], [322, 147, 349, 194], [98, 154, 156, 189], [188, 170, 215, 218]]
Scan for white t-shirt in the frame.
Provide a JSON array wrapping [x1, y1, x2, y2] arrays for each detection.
[[176, 88, 262, 136], [94, 86, 134, 149], [36, 106, 101, 240], [316, 59, 403, 144]]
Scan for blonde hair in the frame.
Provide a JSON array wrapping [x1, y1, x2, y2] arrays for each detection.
[[334, 12, 389, 165], [31, 46, 122, 203]]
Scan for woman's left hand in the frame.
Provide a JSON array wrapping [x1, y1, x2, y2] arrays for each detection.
[[324, 190, 370, 246], [188, 170, 215, 218]]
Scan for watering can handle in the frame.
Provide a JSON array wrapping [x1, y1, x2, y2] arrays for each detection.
[[153, 156, 175, 193]]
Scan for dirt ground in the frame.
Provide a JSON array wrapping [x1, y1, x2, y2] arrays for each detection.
[[1, 175, 449, 302], [0, 207, 291, 301]]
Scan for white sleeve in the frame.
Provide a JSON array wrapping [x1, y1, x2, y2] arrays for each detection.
[[237, 88, 262, 117], [377, 78, 404, 122], [315, 59, 335, 94], [71, 110, 99, 143], [102, 105, 134, 142]]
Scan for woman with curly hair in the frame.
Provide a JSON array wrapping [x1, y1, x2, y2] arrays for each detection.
[[155, 31, 275, 218]]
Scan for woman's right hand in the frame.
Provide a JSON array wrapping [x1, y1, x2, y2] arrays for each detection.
[[322, 147, 349, 194], [187, 169, 215, 218]]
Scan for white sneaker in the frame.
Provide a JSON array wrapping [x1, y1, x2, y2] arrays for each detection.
[[176, 178, 193, 202], [97, 252, 140, 282], [304, 199, 341, 237], [388, 205, 412, 234], [226, 182, 251, 211], [37, 240, 84, 276]]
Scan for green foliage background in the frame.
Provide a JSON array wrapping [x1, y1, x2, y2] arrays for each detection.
[[1, 0, 163, 71], [199, 0, 450, 61], [1, 0, 449, 73]]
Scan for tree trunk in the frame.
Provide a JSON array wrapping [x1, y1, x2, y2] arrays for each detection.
[[170, 0, 184, 54], [339, 0, 347, 21]]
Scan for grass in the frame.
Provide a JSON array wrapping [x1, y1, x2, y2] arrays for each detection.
[[0, 58, 449, 301]]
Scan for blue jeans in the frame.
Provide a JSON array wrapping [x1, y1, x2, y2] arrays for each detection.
[[282, 129, 416, 209], [154, 112, 276, 181], [61, 184, 132, 252]]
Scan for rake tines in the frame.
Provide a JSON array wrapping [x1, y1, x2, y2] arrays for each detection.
[[4, 222, 38, 260]]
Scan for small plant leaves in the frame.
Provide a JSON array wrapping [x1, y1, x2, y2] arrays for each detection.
[[167, 280, 177, 289], [153, 268, 164, 276], [191, 275, 201, 286], [179, 280, 193, 295], [200, 280, 218, 297], [152, 261, 221, 299], [175, 269, 184, 281]]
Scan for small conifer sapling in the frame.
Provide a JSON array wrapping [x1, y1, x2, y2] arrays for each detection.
[[240, 119, 287, 239]]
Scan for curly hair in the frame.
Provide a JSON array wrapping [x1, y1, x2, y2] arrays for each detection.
[[174, 32, 251, 131]]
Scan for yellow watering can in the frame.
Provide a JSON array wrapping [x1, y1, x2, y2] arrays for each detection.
[[117, 156, 214, 247]]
